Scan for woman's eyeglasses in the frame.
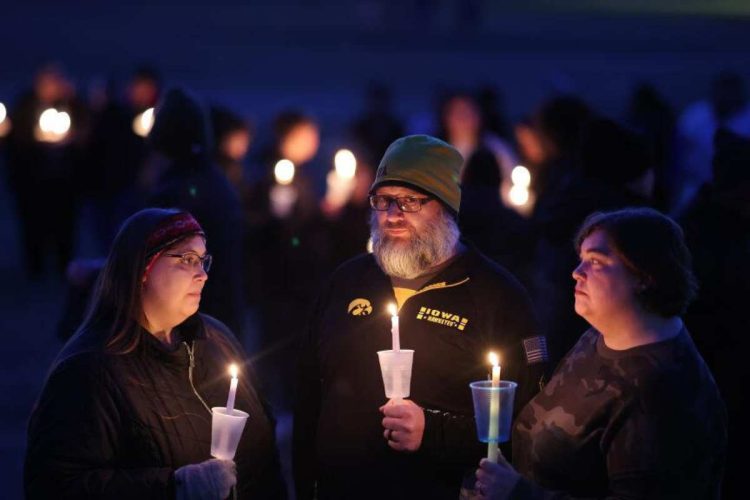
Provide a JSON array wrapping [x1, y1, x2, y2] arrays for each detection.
[[164, 252, 213, 272]]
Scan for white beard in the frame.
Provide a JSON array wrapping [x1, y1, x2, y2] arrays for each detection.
[[370, 209, 460, 279]]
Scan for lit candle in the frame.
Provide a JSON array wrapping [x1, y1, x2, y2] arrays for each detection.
[[334, 149, 357, 180], [488, 352, 501, 462], [226, 364, 239, 413], [132, 107, 155, 137], [0, 102, 9, 138], [274, 159, 295, 185], [325, 149, 357, 210], [388, 303, 400, 351], [35, 108, 71, 143]]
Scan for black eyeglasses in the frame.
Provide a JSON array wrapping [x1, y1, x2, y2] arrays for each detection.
[[164, 252, 213, 272], [369, 194, 434, 213]]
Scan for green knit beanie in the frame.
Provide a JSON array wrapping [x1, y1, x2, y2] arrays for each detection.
[[370, 135, 463, 213]]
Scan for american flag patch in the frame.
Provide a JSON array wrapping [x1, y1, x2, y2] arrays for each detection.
[[523, 336, 549, 364]]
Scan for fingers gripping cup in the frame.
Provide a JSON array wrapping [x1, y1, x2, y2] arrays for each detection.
[[470, 381, 518, 444], [210, 407, 249, 460], [377, 349, 414, 400]]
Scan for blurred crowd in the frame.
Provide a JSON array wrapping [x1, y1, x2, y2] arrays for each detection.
[[2, 63, 749, 494]]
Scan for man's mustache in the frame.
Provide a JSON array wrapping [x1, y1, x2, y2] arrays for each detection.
[[383, 220, 412, 229]]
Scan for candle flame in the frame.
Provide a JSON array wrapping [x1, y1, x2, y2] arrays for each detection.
[[334, 149, 357, 179], [387, 303, 397, 316], [0, 102, 6, 124], [511, 165, 531, 188], [229, 363, 239, 378], [36, 108, 71, 142], [488, 352, 499, 367], [509, 185, 529, 206], [274, 159, 295, 185], [39, 108, 59, 133], [133, 107, 155, 137]]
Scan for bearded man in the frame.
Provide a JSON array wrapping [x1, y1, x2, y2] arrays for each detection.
[[293, 135, 548, 500]]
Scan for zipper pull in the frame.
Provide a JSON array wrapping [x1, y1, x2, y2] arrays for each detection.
[[183, 341, 195, 368]]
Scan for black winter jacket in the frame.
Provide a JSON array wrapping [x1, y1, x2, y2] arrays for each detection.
[[293, 248, 548, 499], [25, 314, 284, 499]]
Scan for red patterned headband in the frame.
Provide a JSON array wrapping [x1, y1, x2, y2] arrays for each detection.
[[146, 212, 204, 257], [143, 213, 205, 278]]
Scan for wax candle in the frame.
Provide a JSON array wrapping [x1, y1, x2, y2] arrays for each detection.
[[226, 364, 239, 413], [388, 303, 400, 351], [488, 352, 501, 462]]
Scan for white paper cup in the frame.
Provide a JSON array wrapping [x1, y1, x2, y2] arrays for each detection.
[[210, 407, 249, 460], [377, 349, 414, 399]]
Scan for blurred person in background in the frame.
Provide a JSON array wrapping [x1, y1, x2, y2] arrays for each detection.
[[437, 91, 518, 204], [84, 65, 161, 252], [459, 148, 533, 286], [626, 83, 675, 212], [148, 87, 245, 338], [247, 110, 329, 410], [4, 63, 89, 279], [681, 129, 750, 499], [531, 114, 654, 363], [476, 85, 513, 142], [674, 71, 750, 216], [210, 104, 253, 195], [351, 82, 404, 168], [523, 95, 591, 216]]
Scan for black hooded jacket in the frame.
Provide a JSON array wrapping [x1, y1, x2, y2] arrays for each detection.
[[25, 314, 284, 499]]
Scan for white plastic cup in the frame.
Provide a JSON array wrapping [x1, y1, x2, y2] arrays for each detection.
[[377, 349, 414, 399], [469, 380, 517, 443], [210, 407, 249, 460]]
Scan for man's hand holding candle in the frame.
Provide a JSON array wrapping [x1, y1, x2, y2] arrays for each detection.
[[379, 399, 425, 452]]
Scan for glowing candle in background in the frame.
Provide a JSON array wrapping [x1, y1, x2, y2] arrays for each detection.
[[334, 149, 357, 180], [509, 165, 531, 207], [226, 364, 239, 413], [35, 108, 71, 143], [511, 165, 531, 188], [0, 102, 10, 137], [270, 159, 298, 218], [388, 303, 400, 351], [325, 149, 357, 211], [132, 107, 155, 137], [488, 352, 501, 462], [274, 159, 295, 185]]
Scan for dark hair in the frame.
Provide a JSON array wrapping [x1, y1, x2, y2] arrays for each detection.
[[131, 64, 161, 86], [149, 87, 213, 161], [575, 207, 698, 317], [462, 147, 501, 189], [580, 118, 652, 185], [273, 110, 315, 140], [58, 208, 194, 362], [533, 95, 591, 160], [211, 106, 251, 141], [436, 91, 484, 142]]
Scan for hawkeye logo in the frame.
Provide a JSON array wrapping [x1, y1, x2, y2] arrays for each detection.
[[416, 306, 469, 332], [347, 298, 373, 316]]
